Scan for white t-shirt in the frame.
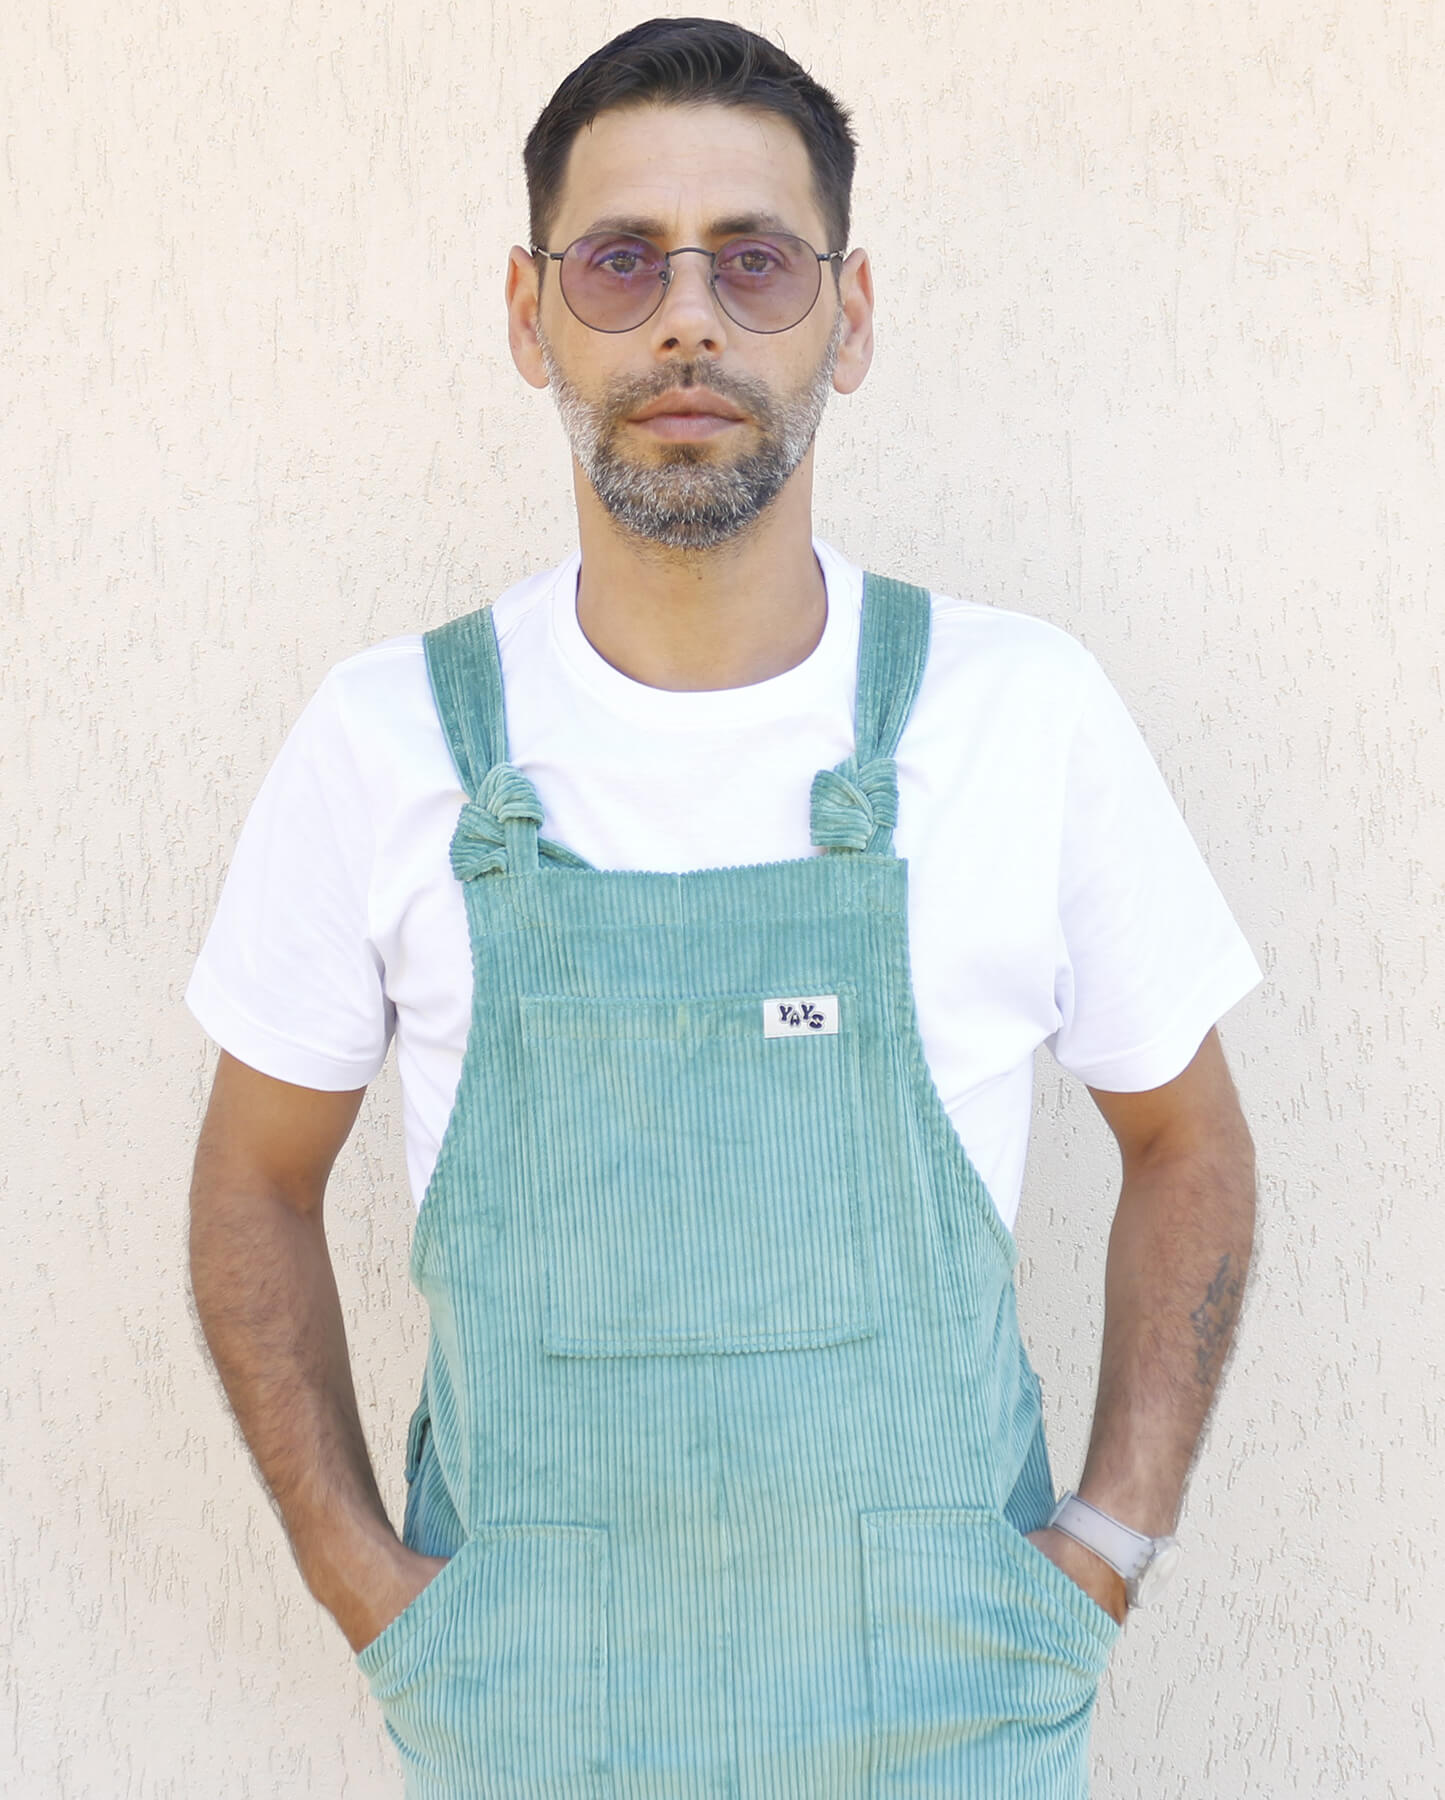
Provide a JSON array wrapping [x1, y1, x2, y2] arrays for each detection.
[[186, 540, 1261, 1232]]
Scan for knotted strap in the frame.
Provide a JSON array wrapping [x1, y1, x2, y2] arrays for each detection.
[[811, 573, 931, 856], [451, 763, 545, 879], [810, 756, 898, 852]]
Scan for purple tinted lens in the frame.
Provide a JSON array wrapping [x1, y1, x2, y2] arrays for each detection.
[[561, 236, 667, 330], [712, 236, 820, 330]]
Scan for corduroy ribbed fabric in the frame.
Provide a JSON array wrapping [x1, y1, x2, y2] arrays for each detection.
[[355, 575, 1120, 1797]]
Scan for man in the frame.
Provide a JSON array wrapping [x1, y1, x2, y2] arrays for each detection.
[[188, 18, 1260, 1797]]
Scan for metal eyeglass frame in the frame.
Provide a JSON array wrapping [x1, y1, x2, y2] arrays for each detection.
[[529, 234, 846, 335]]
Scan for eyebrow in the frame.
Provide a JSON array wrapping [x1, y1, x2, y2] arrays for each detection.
[[575, 210, 800, 242]]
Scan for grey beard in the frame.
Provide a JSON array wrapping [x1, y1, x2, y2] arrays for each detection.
[[538, 320, 843, 551]]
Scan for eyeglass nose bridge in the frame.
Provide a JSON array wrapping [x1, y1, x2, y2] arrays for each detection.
[[654, 245, 724, 309]]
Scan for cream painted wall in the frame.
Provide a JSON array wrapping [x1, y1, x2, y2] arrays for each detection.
[[4, 1, 1441, 1794]]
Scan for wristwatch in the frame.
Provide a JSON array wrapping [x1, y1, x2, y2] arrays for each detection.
[[1047, 1492, 1182, 1610]]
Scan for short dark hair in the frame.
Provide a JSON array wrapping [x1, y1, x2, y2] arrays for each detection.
[[524, 18, 857, 253]]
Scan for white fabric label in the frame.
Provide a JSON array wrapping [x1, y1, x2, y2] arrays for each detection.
[[763, 996, 840, 1038]]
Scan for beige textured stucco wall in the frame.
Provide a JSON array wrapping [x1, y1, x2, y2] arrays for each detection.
[[4, 1, 1441, 1794]]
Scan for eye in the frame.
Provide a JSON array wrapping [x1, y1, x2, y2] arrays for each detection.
[[717, 238, 786, 279], [579, 236, 660, 280]]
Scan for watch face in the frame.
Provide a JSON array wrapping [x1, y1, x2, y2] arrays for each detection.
[[1133, 1541, 1182, 1609]]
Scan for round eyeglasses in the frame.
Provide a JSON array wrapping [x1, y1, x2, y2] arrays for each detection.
[[531, 231, 845, 335]]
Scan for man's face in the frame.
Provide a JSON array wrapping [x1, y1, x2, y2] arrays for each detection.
[[511, 103, 868, 551]]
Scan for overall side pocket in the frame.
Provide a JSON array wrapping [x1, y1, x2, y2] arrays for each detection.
[[358, 1523, 610, 1798], [861, 1507, 1117, 1797]]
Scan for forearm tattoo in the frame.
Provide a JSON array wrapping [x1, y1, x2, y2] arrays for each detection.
[[1190, 1253, 1243, 1388]]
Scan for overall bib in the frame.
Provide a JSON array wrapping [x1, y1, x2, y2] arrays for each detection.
[[356, 575, 1120, 1798]]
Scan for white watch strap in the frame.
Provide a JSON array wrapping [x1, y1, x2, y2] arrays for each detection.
[[1047, 1492, 1156, 1581]]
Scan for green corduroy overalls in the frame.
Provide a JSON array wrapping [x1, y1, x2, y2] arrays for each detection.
[[355, 574, 1119, 1797]]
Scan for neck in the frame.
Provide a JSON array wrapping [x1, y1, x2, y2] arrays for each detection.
[[571, 453, 826, 692]]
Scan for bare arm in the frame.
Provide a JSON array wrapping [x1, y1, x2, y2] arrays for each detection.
[[1029, 1028, 1257, 1620], [188, 1051, 445, 1651]]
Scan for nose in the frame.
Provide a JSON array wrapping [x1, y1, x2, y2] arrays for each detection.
[[647, 248, 728, 357]]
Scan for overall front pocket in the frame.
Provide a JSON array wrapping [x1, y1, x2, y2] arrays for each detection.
[[520, 989, 874, 1356], [358, 1523, 609, 1799], [861, 1507, 1118, 1797]]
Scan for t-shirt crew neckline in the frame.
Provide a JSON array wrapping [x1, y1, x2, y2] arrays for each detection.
[[545, 540, 862, 730]]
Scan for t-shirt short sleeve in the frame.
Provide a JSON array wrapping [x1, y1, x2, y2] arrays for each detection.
[[1049, 655, 1262, 1092], [185, 670, 393, 1091]]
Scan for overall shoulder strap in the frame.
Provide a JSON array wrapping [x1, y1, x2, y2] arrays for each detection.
[[423, 607, 590, 878], [852, 572, 933, 764], [423, 606, 508, 799], [811, 573, 932, 856]]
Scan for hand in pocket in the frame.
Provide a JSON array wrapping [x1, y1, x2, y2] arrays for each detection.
[[338, 1544, 452, 1654], [1024, 1526, 1128, 1625]]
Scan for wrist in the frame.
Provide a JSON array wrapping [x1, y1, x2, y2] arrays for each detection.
[[1048, 1491, 1182, 1610], [1075, 1467, 1179, 1541], [295, 1509, 406, 1613]]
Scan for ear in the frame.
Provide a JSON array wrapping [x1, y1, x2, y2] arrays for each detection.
[[506, 245, 550, 390], [831, 248, 874, 397]]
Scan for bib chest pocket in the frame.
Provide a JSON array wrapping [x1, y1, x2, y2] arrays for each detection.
[[519, 988, 875, 1356]]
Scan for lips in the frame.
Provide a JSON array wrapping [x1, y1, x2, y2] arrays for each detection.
[[630, 389, 747, 423]]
